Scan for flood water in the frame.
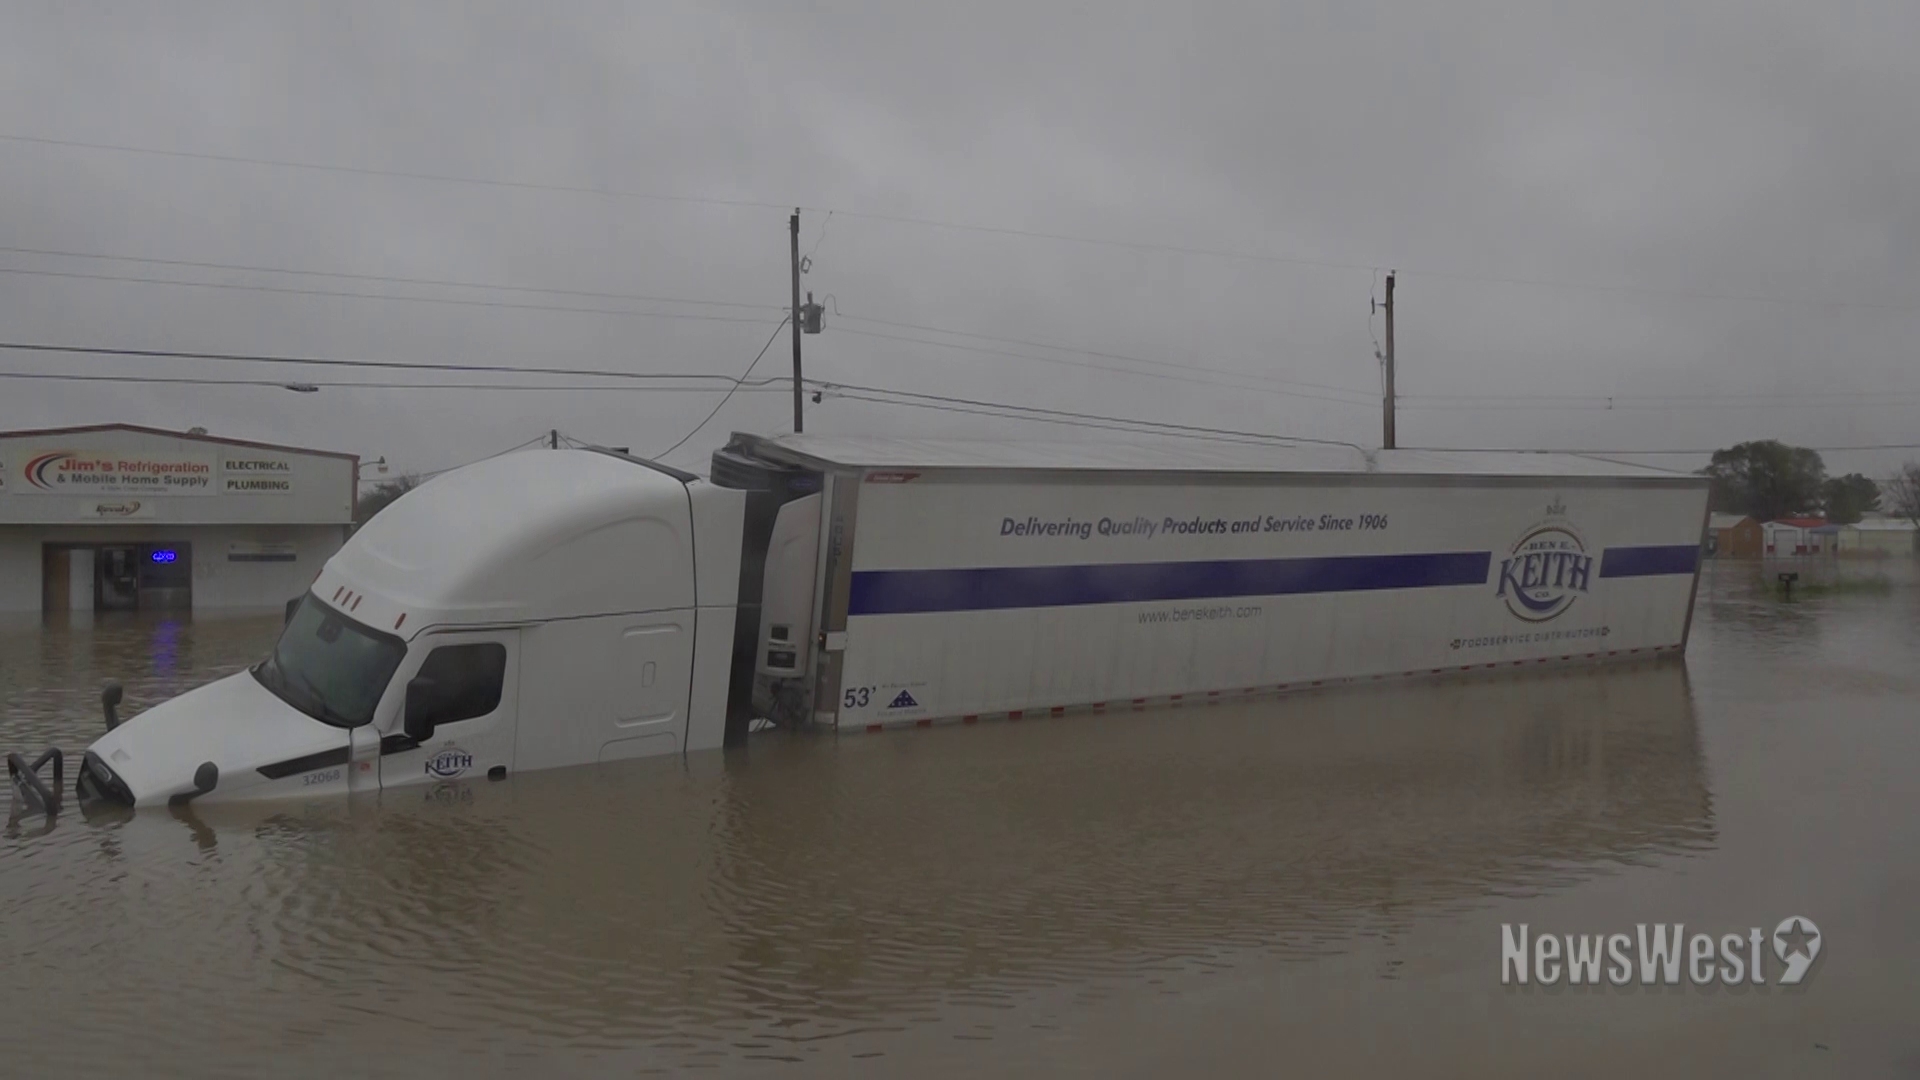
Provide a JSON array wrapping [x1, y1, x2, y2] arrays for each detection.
[[4, 561, 1919, 1077]]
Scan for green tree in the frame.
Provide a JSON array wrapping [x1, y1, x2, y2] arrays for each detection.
[[354, 473, 421, 526], [1819, 473, 1881, 525], [1701, 441, 1827, 522]]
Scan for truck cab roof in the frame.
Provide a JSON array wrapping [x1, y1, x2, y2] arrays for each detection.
[[317, 449, 704, 636]]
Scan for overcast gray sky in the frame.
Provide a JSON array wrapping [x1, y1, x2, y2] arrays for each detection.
[[3, 1, 1917, 481]]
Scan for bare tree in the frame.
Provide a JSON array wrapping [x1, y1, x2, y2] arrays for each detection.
[[355, 473, 422, 525], [1886, 461, 1920, 529]]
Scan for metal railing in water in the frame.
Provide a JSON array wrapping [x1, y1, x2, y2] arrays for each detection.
[[7, 747, 64, 814]]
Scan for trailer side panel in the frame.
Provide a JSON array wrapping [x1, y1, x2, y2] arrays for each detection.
[[831, 471, 1706, 725]]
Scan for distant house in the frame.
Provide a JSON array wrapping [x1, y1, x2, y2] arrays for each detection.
[[1706, 513, 1762, 559], [1763, 517, 1835, 556], [1836, 515, 1919, 557]]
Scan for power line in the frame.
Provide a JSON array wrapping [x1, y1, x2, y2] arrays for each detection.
[[16, 239, 1908, 402], [1405, 443, 1920, 455], [0, 265, 783, 325], [16, 337, 1906, 458], [1, 358, 1346, 449], [0, 241, 1377, 401], [1401, 398, 1920, 412], [803, 210, 833, 264], [821, 210, 1920, 312], [0, 337, 1358, 448], [0, 340, 783, 384], [654, 317, 791, 459], [820, 205, 1380, 273], [0, 239, 1374, 400], [0, 132, 791, 212], [1401, 387, 1920, 403], [832, 310, 1375, 397], [818, 380, 1914, 454], [0, 370, 790, 392], [813, 379, 1364, 449], [815, 212, 1920, 312], [14, 131, 1918, 312], [0, 244, 781, 311], [1394, 266, 1920, 313], [818, 390, 1300, 448], [394, 434, 556, 484], [0, 337, 1352, 450], [831, 325, 1378, 408]]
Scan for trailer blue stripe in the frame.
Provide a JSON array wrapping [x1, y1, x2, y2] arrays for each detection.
[[848, 551, 1495, 616], [1597, 544, 1700, 578]]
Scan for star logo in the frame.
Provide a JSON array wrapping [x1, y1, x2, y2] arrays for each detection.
[[1772, 916, 1821, 984]]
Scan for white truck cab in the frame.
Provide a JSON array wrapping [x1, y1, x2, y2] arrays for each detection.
[[72, 447, 744, 808]]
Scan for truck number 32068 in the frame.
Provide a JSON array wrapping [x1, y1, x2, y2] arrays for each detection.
[[843, 687, 874, 709]]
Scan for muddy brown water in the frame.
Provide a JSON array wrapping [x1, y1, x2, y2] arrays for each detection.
[[3, 561, 1918, 1077]]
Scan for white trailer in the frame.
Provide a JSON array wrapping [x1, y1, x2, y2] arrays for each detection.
[[27, 436, 1707, 810], [720, 435, 1709, 734]]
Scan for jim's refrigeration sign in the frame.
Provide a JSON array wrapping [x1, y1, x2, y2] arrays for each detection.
[[10, 449, 216, 495], [0, 449, 298, 496]]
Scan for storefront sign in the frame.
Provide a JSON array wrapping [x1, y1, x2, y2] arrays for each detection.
[[228, 541, 299, 563], [221, 455, 296, 494], [80, 500, 156, 519], [12, 448, 216, 495]]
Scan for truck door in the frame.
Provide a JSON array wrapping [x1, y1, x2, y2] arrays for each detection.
[[605, 620, 694, 762], [379, 629, 520, 790]]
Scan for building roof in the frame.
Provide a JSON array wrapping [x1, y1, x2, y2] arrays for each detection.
[[737, 433, 1701, 482], [0, 423, 357, 463], [1767, 517, 1828, 529], [1847, 518, 1918, 532], [1708, 513, 1753, 530]]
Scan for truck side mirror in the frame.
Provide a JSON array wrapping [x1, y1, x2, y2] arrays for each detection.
[[404, 677, 441, 743], [284, 597, 301, 627]]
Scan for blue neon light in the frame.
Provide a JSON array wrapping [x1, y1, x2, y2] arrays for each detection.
[[150, 549, 178, 564]]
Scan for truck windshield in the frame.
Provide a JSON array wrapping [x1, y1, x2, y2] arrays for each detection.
[[251, 594, 406, 729]]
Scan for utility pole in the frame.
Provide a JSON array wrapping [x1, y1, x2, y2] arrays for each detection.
[[549, 429, 558, 450], [790, 209, 804, 433], [1382, 270, 1397, 450]]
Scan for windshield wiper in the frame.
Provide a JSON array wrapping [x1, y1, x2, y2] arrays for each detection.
[[251, 654, 284, 692]]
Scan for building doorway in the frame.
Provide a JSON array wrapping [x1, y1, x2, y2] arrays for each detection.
[[97, 547, 140, 610], [41, 542, 193, 613]]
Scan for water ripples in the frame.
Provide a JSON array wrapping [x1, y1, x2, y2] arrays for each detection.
[[2, 608, 1724, 1074]]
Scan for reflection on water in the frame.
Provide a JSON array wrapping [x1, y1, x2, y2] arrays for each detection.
[[0, 609, 276, 752], [1, 606, 1713, 1073], [4, 573, 1917, 1075]]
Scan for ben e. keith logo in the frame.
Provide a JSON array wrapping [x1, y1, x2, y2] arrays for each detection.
[[1494, 499, 1594, 623], [1502, 917, 1822, 986]]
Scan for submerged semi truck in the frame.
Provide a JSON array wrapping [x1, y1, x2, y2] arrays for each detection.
[[20, 433, 1707, 809]]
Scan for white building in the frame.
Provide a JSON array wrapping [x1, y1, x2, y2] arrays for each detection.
[[1761, 517, 1834, 556], [1836, 515, 1919, 556], [0, 424, 355, 614]]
